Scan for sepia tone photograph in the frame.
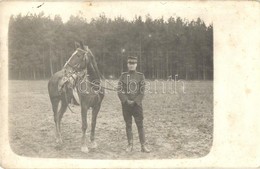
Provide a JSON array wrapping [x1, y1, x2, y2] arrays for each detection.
[[7, 1, 213, 159], [1, 1, 259, 168]]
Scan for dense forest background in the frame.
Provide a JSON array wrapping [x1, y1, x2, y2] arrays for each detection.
[[8, 12, 213, 80]]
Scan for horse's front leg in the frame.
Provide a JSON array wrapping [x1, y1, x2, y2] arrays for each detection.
[[89, 104, 101, 149], [81, 104, 89, 153]]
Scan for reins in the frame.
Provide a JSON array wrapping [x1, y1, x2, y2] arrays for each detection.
[[87, 49, 118, 92], [85, 79, 118, 91]]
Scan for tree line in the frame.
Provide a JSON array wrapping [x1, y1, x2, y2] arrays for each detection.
[[8, 12, 213, 80]]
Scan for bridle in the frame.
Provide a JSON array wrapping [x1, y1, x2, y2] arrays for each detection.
[[63, 48, 118, 94], [63, 48, 88, 71]]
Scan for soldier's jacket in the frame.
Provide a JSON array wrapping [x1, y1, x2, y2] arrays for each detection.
[[117, 71, 145, 107]]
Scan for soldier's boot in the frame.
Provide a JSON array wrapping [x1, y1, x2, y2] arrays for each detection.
[[126, 140, 133, 152], [137, 126, 150, 153], [141, 144, 150, 153], [125, 125, 133, 152]]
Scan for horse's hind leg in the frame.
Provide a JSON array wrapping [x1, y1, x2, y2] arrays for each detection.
[[89, 104, 101, 149], [52, 98, 67, 145], [51, 98, 60, 143]]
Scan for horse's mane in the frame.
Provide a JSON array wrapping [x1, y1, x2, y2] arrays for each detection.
[[87, 52, 101, 82]]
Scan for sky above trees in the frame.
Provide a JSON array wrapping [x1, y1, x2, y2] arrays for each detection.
[[3, 1, 213, 25]]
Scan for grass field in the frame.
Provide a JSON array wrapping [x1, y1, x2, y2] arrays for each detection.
[[8, 80, 213, 159]]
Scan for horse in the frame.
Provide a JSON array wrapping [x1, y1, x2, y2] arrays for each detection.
[[48, 41, 104, 153]]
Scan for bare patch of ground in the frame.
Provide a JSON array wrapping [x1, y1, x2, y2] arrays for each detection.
[[8, 80, 213, 159]]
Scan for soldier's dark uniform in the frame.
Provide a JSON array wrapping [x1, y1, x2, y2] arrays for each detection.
[[117, 56, 150, 153]]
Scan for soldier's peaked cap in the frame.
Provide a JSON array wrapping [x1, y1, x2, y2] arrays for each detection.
[[127, 56, 138, 63]]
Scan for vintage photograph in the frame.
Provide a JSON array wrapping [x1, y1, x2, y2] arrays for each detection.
[[7, 1, 213, 159]]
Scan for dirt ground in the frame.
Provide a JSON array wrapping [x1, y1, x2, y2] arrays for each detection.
[[8, 80, 213, 159]]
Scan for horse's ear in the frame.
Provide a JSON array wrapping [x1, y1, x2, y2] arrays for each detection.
[[74, 41, 81, 49], [83, 45, 89, 51], [79, 41, 84, 49]]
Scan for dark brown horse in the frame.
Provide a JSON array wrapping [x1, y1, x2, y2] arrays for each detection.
[[48, 42, 104, 153]]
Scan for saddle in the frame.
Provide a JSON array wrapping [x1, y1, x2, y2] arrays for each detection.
[[58, 71, 81, 105]]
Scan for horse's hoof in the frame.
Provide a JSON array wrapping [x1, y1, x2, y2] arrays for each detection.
[[81, 146, 89, 153], [56, 138, 63, 144], [89, 141, 98, 149]]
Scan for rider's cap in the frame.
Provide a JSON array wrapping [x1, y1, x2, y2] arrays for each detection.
[[127, 56, 138, 64]]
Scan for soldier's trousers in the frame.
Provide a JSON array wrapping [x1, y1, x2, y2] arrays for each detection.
[[122, 102, 146, 145]]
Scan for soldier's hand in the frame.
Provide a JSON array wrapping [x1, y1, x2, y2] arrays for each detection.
[[127, 99, 134, 105]]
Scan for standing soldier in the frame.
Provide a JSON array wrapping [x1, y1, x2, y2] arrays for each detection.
[[117, 55, 150, 153]]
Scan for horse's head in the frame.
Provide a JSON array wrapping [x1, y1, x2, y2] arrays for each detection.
[[63, 41, 102, 80], [63, 41, 90, 73]]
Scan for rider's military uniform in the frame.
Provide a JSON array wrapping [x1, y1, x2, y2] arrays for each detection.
[[117, 56, 150, 153]]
